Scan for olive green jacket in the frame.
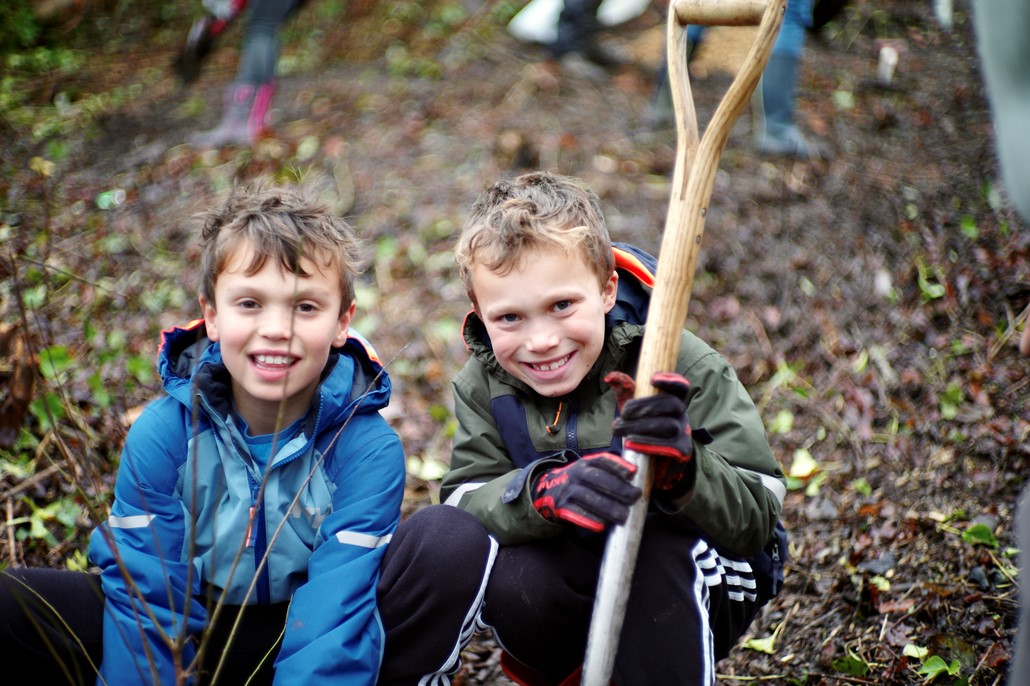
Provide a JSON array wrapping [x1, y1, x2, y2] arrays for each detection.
[[441, 314, 785, 557]]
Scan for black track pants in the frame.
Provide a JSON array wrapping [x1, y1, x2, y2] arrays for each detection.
[[482, 515, 760, 685], [0, 505, 495, 685]]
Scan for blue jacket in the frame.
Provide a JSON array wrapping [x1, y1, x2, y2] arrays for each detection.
[[88, 321, 405, 685]]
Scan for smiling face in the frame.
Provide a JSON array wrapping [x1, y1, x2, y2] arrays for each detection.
[[471, 246, 618, 398], [200, 241, 354, 435]]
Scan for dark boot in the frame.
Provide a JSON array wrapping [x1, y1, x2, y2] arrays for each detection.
[[174, 16, 222, 85], [189, 81, 275, 148]]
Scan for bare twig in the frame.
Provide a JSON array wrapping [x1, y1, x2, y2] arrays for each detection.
[[5, 498, 20, 567], [0, 463, 62, 501]]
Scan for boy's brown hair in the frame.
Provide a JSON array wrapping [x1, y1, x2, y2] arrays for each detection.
[[455, 171, 616, 308], [197, 180, 364, 313]]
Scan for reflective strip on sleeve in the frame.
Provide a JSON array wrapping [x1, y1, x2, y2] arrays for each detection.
[[334, 531, 393, 549], [739, 468, 787, 507], [443, 482, 484, 508], [108, 514, 157, 529]]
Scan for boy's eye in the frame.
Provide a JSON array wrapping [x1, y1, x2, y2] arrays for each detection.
[[239, 299, 260, 310], [296, 302, 318, 314], [553, 300, 572, 312], [500, 313, 520, 324]]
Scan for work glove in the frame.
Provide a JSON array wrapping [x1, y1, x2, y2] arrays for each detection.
[[531, 453, 642, 533], [607, 371, 696, 498]]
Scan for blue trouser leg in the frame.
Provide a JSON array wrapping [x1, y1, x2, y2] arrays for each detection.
[[759, 0, 813, 142]]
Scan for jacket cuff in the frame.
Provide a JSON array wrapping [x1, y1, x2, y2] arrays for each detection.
[[653, 450, 701, 512], [501, 452, 573, 504]]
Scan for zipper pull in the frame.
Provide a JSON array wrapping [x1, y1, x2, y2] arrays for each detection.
[[246, 505, 257, 547]]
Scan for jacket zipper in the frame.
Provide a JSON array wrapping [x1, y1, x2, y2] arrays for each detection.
[[565, 398, 579, 452], [247, 473, 271, 605]]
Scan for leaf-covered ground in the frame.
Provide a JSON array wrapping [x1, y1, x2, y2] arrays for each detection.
[[1, 1, 1028, 684]]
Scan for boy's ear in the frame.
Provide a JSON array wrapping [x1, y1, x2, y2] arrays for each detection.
[[199, 295, 220, 341], [333, 300, 357, 347], [602, 270, 619, 313]]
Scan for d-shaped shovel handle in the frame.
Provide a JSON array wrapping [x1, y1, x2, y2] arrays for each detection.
[[581, 1, 786, 684]]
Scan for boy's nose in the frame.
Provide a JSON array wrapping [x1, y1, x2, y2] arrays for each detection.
[[525, 320, 559, 352], [258, 309, 293, 339]]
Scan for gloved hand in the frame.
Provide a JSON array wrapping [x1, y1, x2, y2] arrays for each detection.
[[609, 371, 696, 498], [531, 453, 642, 533]]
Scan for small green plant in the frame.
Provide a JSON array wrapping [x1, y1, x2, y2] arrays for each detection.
[[961, 522, 999, 548], [915, 256, 946, 302], [959, 215, 979, 240], [938, 381, 964, 420], [917, 655, 962, 682], [832, 650, 872, 677], [0, 0, 43, 53], [905, 645, 965, 683], [12, 496, 84, 548]]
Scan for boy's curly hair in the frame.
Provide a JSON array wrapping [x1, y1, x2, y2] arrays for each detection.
[[197, 180, 365, 313], [455, 171, 616, 308]]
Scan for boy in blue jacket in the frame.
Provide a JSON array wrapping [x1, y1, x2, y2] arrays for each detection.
[[440, 171, 786, 684], [0, 181, 496, 685]]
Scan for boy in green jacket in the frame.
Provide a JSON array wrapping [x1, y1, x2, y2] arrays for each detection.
[[440, 171, 787, 685]]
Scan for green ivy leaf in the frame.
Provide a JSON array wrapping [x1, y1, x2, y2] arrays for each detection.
[[831, 653, 870, 677], [39, 344, 73, 379], [961, 523, 998, 548], [917, 655, 960, 681]]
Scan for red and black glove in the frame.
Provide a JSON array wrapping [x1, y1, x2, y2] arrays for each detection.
[[531, 453, 642, 533], [608, 371, 696, 498]]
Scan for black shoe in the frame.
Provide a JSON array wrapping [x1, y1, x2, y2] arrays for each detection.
[[582, 41, 626, 69], [174, 16, 218, 85]]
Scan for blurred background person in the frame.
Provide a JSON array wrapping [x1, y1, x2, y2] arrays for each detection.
[[647, 0, 828, 159], [176, 0, 308, 148]]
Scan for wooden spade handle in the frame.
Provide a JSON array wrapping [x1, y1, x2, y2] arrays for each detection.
[[673, 0, 769, 26], [580, 1, 786, 683]]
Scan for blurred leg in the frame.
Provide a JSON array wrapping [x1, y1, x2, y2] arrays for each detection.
[[190, 0, 305, 146], [754, 0, 830, 158], [551, 0, 604, 57]]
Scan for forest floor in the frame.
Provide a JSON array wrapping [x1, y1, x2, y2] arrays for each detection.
[[1, 0, 1029, 684]]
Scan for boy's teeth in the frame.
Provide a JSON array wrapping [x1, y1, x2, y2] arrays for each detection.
[[256, 354, 292, 366], [533, 355, 569, 372]]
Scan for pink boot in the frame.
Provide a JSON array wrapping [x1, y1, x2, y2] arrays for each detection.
[[189, 81, 274, 148]]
